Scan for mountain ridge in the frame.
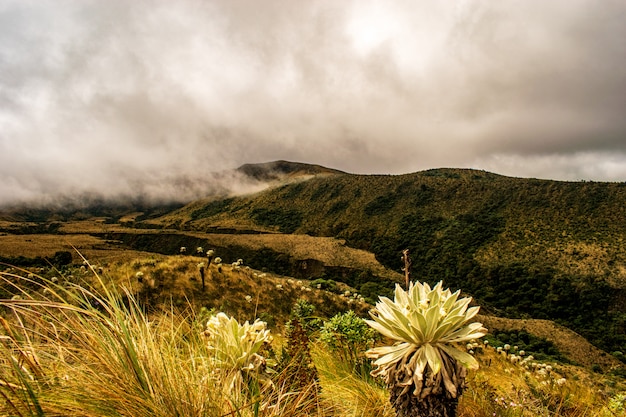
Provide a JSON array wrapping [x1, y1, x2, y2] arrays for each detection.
[[136, 162, 626, 357], [236, 160, 346, 181], [1, 160, 625, 358]]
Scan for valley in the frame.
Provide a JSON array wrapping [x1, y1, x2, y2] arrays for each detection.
[[1, 162, 625, 415]]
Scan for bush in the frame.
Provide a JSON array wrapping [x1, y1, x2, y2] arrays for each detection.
[[310, 278, 338, 292], [289, 299, 323, 334], [319, 310, 379, 374]]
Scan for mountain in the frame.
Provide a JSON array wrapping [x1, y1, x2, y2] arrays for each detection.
[[0, 161, 342, 223], [137, 164, 626, 357], [1, 161, 625, 361], [236, 160, 345, 182]]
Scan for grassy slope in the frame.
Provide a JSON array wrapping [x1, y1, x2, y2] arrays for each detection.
[[151, 169, 626, 287], [479, 315, 622, 371], [1, 254, 625, 416], [2, 165, 626, 364], [104, 253, 371, 323], [142, 168, 626, 355]]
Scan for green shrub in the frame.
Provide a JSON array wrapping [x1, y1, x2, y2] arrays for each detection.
[[289, 299, 323, 334], [320, 310, 379, 373], [310, 278, 338, 292]]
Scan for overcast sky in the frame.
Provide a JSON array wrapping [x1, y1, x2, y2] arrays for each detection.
[[1, 0, 626, 205]]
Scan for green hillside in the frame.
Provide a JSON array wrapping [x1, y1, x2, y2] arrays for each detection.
[[142, 166, 626, 357]]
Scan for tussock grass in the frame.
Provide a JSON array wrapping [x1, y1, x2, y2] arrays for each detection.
[[0, 267, 318, 416], [1, 267, 218, 416], [1, 261, 624, 416], [313, 345, 393, 417]]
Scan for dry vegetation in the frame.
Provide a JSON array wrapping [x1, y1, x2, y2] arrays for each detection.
[[460, 347, 624, 417], [480, 316, 623, 371], [0, 218, 401, 283], [1, 257, 624, 416], [179, 231, 401, 281], [0, 233, 154, 263], [104, 254, 370, 324]]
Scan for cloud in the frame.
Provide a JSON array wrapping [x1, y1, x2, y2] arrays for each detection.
[[1, 0, 625, 206]]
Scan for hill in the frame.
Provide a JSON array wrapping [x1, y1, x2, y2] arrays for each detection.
[[137, 165, 626, 357], [1, 161, 625, 364], [1, 253, 624, 416], [236, 159, 346, 181]]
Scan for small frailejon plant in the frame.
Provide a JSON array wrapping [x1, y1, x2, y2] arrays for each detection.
[[608, 393, 626, 415], [204, 312, 275, 408], [365, 280, 486, 417]]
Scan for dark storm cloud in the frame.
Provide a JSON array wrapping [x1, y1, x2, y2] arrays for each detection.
[[1, 0, 625, 206]]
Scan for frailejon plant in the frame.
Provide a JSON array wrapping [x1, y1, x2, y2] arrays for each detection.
[[204, 312, 275, 405], [365, 281, 487, 417]]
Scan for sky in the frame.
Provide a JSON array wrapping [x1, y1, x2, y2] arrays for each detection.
[[1, 0, 626, 206]]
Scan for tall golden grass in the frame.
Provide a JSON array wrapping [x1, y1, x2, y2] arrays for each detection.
[[1, 261, 624, 416], [0, 266, 319, 416]]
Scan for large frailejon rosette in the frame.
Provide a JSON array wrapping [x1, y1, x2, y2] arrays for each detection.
[[365, 281, 487, 400]]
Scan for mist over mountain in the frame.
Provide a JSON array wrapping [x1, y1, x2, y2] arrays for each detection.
[[128, 161, 625, 356], [0, 162, 288, 213], [0, 160, 345, 220], [1, 159, 625, 364], [2, 0, 626, 210]]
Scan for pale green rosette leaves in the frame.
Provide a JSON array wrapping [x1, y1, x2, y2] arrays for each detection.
[[204, 312, 274, 392], [365, 281, 487, 399]]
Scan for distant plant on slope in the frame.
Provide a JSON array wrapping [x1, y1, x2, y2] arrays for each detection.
[[366, 281, 486, 417]]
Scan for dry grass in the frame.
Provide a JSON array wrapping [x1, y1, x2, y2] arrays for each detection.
[[182, 231, 401, 281], [0, 234, 106, 258], [459, 347, 624, 417], [0, 218, 402, 284], [0, 233, 154, 263], [0, 263, 624, 416], [0, 268, 325, 417], [480, 315, 624, 371], [102, 254, 371, 326], [313, 345, 393, 417]]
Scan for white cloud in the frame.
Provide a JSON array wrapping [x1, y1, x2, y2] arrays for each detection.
[[1, 0, 625, 205]]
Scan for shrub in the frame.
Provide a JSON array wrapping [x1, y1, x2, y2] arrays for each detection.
[[288, 298, 323, 333], [320, 310, 380, 374], [310, 278, 338, 292]]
